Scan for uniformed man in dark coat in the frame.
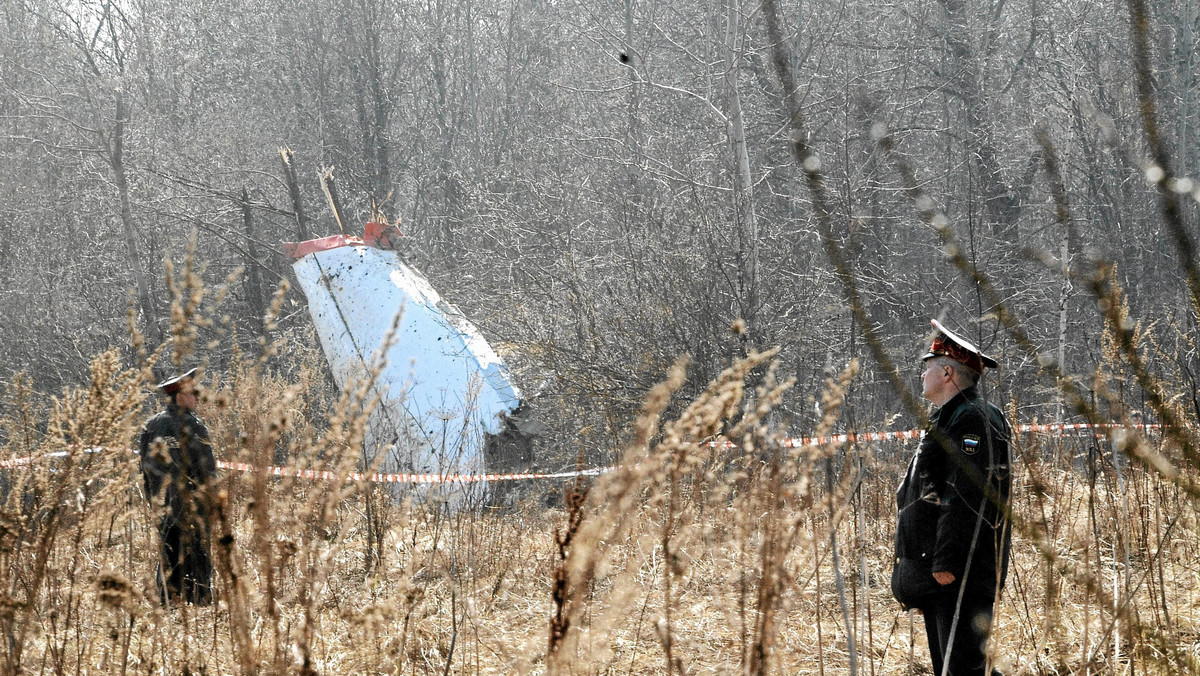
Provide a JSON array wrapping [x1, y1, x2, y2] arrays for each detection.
[[892, 320, 1012, 676], [139, 368, 217, 606]]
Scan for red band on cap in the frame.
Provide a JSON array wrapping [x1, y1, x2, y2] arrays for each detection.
[[927, 335, 984, 372]]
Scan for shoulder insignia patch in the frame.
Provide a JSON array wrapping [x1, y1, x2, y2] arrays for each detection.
[[962, 434, 981, 454]]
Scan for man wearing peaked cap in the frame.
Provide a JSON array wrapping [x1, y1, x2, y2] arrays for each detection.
[[139, 368, 217, 606], [892, 320, 1012, 676]]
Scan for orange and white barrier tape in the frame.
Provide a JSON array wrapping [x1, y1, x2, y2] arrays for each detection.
[[0, 422, 1164, 478], [0, 448, 609, 482], [1016, 422, 1160, 434], [215, 460, 610, 483], [778, 429, 924, 447], [776, 422, 1161, 448], [0, 447, 106, 469]]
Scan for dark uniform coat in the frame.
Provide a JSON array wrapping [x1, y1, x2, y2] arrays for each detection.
[[139, 404, 217, 605], [892, 386, 1012, 676], [893, 386, 1012, 603]]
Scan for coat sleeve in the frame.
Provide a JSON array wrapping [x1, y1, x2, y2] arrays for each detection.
[[139, 422, 168, 499], [931, 406, 1000, 576], [188, 418, 218, 483]]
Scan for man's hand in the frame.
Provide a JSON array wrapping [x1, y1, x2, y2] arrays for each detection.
[[933, 571, 956, 585]]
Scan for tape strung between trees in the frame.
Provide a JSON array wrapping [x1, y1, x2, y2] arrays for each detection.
[[0, 423, 1159, 482]]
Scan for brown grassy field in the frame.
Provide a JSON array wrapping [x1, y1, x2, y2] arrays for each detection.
[[1, 345, 1198, 676]]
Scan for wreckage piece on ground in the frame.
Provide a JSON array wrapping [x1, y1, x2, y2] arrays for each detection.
[[285, 222, 524, 502]]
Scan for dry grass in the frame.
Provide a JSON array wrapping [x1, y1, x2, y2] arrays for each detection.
[[1, 337, 1198, 676], [0, 238, 1196, 674]]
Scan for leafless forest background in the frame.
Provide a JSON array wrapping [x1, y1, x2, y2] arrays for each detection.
[[2, 0, 1200, 673]]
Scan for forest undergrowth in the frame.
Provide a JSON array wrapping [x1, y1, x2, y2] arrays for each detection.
[[0, 334, 1196, 675], [2, 3, 1199, 672]]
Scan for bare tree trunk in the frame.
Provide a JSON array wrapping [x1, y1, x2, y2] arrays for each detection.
[[279, 147, 310, 240], [1173, 0, 1198, 177], [937, 0, 1022, 237], [241, 188, 267, 335], [321, 168, 349, 234], [624, 0, 642, 172], [432, 4, 462, 260], [111, 89, 163, 352], [361, 0, 392, 205], [1057, 229, 1070, 420], [368, 33, 391, 206], [339, 0, 395, 207], [465, 0, 478, 136], [724, 0, 760, 335], [617, 0, 649, 302]]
